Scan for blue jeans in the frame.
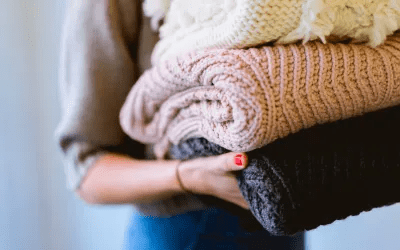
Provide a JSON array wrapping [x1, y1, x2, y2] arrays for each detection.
[[123, 207, 304, 250]]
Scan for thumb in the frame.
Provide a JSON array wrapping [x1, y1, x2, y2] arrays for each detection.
[[220, 152, 248, 172]]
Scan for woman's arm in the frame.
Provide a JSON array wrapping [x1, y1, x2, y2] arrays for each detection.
[[76, 154, 181, 204], [77, 152, 249, 209]]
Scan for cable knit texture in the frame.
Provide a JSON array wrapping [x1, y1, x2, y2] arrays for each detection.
[[120, 32, 400, 159], [146, 0, 400, 64], [169, 104, 400, 235]]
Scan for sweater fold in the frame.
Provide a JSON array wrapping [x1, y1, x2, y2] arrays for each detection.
[[120, 32, 400, 159]]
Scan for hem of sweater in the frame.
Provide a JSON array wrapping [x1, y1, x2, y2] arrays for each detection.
[[132, 193, 210, 217]]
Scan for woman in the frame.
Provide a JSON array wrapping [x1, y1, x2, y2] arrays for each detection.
[[57, 0, 400, 248], [56, 0, 303, 249]]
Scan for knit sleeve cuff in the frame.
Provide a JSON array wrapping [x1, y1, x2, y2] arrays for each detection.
[[62, 142, 107, 191]]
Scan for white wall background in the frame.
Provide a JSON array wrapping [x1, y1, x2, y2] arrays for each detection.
[[1, 0, 400, 249], [0, 0, 133, 249]]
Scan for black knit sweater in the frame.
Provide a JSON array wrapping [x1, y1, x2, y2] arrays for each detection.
[[169, 105, 400, 236]]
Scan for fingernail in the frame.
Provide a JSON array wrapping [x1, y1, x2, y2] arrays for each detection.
[[235, 154, 243, 166]]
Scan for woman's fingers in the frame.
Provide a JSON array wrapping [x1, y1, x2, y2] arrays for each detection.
[[219, 152, 248, 172], [205, 152, 250, 209], [235, 196, 250, 210], [179, 152, 250, 209], [228, 183, 250, 210]]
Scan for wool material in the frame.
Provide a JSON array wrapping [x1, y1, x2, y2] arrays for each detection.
[[169, 104, 400, 235], [145, 0, 400, 64], [119, 32, 400, 159]]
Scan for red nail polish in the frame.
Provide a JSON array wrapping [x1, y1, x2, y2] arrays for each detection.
[[235, 154, 243, 166]]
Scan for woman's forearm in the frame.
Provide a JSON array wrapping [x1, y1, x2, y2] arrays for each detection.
[[77, 153, 184, 204], [77, 152, 250, 209]]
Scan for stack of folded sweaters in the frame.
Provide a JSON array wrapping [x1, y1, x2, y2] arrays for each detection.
[[120, 0, 400, 235]]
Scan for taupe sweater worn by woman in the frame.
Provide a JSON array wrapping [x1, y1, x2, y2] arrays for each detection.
[[55, 0, 209, 216]]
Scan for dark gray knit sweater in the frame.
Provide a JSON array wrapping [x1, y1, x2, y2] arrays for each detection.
[[169, 104, 400, 236]]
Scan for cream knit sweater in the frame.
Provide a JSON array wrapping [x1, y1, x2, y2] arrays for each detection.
[[144, 0, 400, 65], [120, 32, 400, 159]]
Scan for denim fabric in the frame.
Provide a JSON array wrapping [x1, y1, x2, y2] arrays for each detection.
[[123, 207, 304, 250]]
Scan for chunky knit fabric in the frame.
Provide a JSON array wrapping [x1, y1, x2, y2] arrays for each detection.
[[120, 32, 400, 159], [145, 0, 400, 64], [169, 104, 400, 235]]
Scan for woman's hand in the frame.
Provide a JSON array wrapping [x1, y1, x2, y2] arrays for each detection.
[[177, 152, 249, 210]]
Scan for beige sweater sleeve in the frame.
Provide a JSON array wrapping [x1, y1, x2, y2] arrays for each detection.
[[55, 0, 141, 190]]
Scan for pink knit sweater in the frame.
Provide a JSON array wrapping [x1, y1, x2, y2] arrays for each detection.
[[120, 32, 400, 159]]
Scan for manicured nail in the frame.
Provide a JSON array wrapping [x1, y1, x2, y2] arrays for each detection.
[[235, 154, 243, 166]]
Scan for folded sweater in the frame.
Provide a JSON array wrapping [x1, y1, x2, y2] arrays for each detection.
[[144, 0, 400, 64], [120, 31, 400, 159], [169, 104, 400, 235]]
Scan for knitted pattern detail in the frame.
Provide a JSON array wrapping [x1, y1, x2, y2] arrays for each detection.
[[119, 32, 400, 159], [169, 104, 400, 235], [146, 0, 400, 64]]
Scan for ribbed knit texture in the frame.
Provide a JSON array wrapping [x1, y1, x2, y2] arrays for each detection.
[[147, 0, 400, 64], [120, 32, 400, 159], [169, 104, 400, 236]]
